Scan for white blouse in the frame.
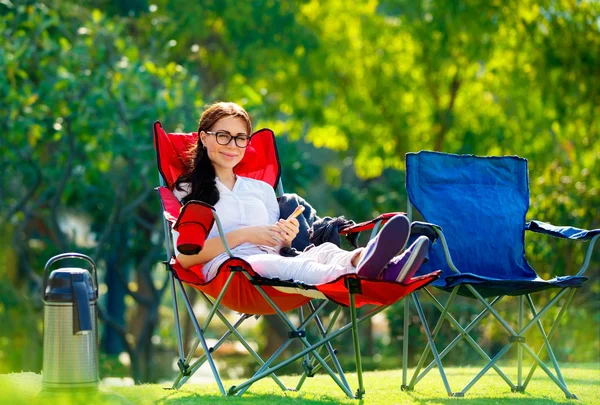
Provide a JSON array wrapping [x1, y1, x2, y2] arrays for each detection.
[[172, 176, 280, 279]]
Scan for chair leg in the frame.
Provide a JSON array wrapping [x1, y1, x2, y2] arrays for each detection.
[[235, 339, 295, 396], [232, 299, 390, 399], [177, 315, 244, 389], [459, 343, 513, 395], [231, 325, 355, 398], [306, 303, 350, 390], [523, 292, 577, 399], [177, 278, 226, 395], [412, 293, 454, 396], [198, 294, 289, 391], [413, 292, 515, 391], [458, 287, 574, 397], [349, 292, 365, 399], [517, 295, 524, 391], [296, 306, 345, 391], [520, 342, 576, 398], [408, 288, 458, 390], [523, 288, 575, 389], [170, 273, 189, 389], [232, 279, 356, 398], [507, 288, 574, 397], [401, 293, 410, 391], [170, 273, 186, 365], [235, 301, 331, 396], [173, 273, 242, 393]]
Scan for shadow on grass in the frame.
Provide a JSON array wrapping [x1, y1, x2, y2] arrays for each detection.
[[159, 391, 356, 405], [406, 394, 578, 405], [156, 390, 363, 405]]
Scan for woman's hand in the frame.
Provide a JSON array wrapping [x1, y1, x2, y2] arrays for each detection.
[[243, 225, 284, 248], [275, 217, 300, 247]]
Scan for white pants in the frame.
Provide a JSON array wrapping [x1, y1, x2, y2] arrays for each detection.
[[204, 243, 363, 285]]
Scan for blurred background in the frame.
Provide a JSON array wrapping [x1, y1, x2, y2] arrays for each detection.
[[1, 0, 598, 384]]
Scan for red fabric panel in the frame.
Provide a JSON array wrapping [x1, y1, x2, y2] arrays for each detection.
[[153, 122, 196, 189], [173, 201, 216, 255], [315, 271, 441, 307], [171, 258, 311, 315], [157, 186, 182, 223], [339, 212, 404, 235], [154, 122, 280, 190], [171, 254, 440, 313], [234, 128, 280, 188]]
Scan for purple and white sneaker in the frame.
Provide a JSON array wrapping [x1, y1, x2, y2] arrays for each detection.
[[356, 214, 411, 279], [380, 235, 429, 283]]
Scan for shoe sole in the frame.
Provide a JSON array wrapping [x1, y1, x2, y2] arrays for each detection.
[[356, 215, 411, 279], [395, 236, 429, 283]]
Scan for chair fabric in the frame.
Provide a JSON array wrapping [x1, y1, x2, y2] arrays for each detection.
[[407, 151, 587, 297], [159, 186, 437, 314], [526, 220, 600, 240], [154, 121, 440, 398], [154, 121, 280, 190], [402, 150, 599, 398]]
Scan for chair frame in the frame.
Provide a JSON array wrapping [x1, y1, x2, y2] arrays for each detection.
[[160, 175, 403, 399], [401, 185, 599, 399]]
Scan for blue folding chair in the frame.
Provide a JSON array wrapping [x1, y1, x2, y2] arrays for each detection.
[[401, 151, 599, 398]]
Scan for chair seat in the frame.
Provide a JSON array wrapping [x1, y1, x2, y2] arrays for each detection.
[[442, 273, 587, 298]]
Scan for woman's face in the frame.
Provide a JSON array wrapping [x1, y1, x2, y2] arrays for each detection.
[[200, 116, 249, 173]]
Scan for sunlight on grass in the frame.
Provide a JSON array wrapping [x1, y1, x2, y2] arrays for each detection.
[[1, 364, 598, 405]]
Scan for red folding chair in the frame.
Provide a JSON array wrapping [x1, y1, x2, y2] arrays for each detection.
[[154, 121, 440, 398]]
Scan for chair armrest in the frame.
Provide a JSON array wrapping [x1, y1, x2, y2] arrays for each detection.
[[339, 214, 441, 244], [525, 220, 600, 241], [157, 187, 234, 257], [173, 201, 216, 255], [526, 220, 599, 277], [156, 186, 182, 224], [338, 212, 403, 235], [410, 221, 442, 244]]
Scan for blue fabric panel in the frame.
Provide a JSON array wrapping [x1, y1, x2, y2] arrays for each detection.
[[442, 274, 587, 298], [526, 220, 600, 241], [405, 151, 586, 297]]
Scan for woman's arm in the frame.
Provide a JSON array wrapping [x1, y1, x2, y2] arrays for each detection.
[[176, 227, 246, 269], [176, 224, 285, 269]]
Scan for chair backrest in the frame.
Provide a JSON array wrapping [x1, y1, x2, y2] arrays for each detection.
[[153, 121, 281, 190], [406, 151, 537, 283]]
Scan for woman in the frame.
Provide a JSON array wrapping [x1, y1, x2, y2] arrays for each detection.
[[172, 102, 429, 285]]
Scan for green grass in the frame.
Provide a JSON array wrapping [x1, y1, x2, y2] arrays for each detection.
[[1, 364, 599, 405]]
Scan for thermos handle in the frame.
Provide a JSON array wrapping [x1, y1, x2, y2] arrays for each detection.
[[72, 273, 92, 334], [43, 253, 98, 298]]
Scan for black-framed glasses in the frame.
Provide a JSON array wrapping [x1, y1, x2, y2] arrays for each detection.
[[205, 130, 251, 148]]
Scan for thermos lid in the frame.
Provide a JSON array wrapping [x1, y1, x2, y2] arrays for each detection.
[[44, 268, 96, 302]]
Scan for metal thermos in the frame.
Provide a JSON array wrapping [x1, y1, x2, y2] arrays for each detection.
[[42, 253, 99, 391]]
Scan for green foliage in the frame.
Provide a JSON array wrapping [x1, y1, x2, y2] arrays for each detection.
[[1, 0, 598, 382], [1, 1, 201, 379]]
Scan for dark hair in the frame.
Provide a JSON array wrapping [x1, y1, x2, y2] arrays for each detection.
[[174, 102, 252, 205]]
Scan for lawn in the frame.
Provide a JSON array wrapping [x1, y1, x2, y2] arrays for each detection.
[[1, 364, 598, 405]]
